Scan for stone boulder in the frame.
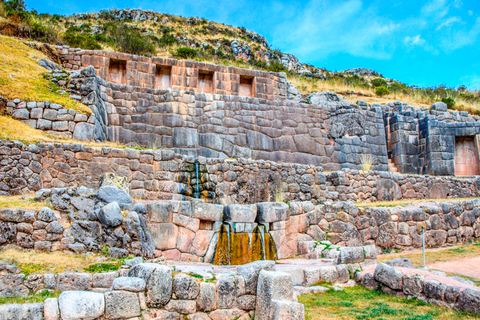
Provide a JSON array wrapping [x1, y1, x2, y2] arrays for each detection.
[[128, 263, 172, 308], [376, 179, 402, 201], [224, 204, 257, 223], [58, 291, 105, 320], [173, 273, 200, 300], [237, 260, 276, 294], [336, 247, 365, 264], [373, 263, 403, 290], [256, 202, 289, 223], [98, 202, 124, 227], [97, 186, 133, 209], [105, 291, 141, 319], [385, 258, 414, 269], [0, 303, 43, 320], [99, 173, 130, 193], [112, 276, 146, 292]]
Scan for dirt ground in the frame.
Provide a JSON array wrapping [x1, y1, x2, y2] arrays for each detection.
[[430, 256, 480, 279]]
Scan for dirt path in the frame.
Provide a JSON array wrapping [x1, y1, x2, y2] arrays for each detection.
[[429, 256, 480, 279]]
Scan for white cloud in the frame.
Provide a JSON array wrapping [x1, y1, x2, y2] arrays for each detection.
[[436, 16, 462, 30], [404, 35, 426, 46], [440, 17, 480, 51], [421, 0, 450, 19], [469, 10, 473, 16]]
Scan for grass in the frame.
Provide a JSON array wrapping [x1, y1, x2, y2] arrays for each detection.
[[0, 35, 91, 115], [355, 197, 478, 207], [299, 286, 480, 320], [378, 243, 480, 268], [0, 248, 128, 275], [0, 194, 47, 210], [289, 76, 480, 115], [0, 290, 60, 305]]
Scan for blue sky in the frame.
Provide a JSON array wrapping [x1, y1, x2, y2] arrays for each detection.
[[27, 0, 480, 90]]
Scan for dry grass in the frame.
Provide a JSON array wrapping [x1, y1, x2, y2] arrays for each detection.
[[0, 115, 126, 148], [355, 197, 478, 207], [0, 194, 47, 210], [0, 248, 99, 274], [290, 76, 480, 115], [378, 243, 480, 268], [0, 35, 91, 115]]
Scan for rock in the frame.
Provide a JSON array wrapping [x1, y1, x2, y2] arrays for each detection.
[[73, 122, 95, 141], [38, 58, 62, 71], [38, 207, 55, 222], [12, 109, 29, 120], [336, 247, 364, 264], [237, 260, 276, 294], [46, 221, 64, 234], [196, 282, 216, 312], [385, 258, 414, 269], [108, 247, 129, 259], [97, 186, 133, 209], [173, 273, 200, 300], [217, 276, 237, 309], [124, 256, 143, 267], [44, 298, 59, 320], [431, 102, 448, 111], [192, 200, 223, 221], [112, 276, 146, 292], [56, 273, 92, 291], [99, 173, 130, 193], [128, 263, 173, 308], [256, 202, 290, 223], [0, 303, 44, 320], [237, 294, 256, 310], [92, 271, 118, 288], [224, 204, 257, 222], [105, 290, 141, 319], [255, 270, 295, 320], [376, 179, 402, 201], [132, 202, 147, 214], [449, 276, 476, 287], [187, 313, 210, 320], [98, 202, 124, 227], [373, 263, 403, 290], [457, 288, 480, 314], [268, 300, 305, 320], [58, 291, 105, 320], [164, 300, 196, 314], [209, 308, 247, 320], [360, 272, 379, 290], [402, 273, 424, 296]]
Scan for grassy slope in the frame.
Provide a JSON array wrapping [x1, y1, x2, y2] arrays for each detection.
[[299, 286, 480, 320], [0, 35, 90, 114]]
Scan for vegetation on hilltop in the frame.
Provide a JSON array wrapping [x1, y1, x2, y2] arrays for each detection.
[[0, 0, 479, 113]]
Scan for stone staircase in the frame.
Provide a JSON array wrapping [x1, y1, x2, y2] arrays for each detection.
[[388, 158, 398, 173]]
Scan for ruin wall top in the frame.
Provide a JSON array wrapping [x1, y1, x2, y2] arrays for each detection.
[[56, 46, 288, 101]]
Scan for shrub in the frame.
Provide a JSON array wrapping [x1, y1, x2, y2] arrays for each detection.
[[63, 32, 101, 50], [267, 61, 288, 73], [371, 77, 388, 87], [174, 47, 197, 59], [30, 22, 58, 43], [158, 33, 177, 46], [441, 97, 456, 109], [375, 86, 390, 96], [114, 25, 156, 56]]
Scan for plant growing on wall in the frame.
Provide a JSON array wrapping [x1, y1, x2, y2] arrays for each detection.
[[359, 154, 375, 171]]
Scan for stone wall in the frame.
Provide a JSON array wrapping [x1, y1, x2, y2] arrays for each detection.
[[0, 261, 305, 320], [56, 46, 288, 101], [384, 102, 480, 175], [7, 99, 100, 140], [358, 263, 480, 315], [65, 68, 389, 170], [1, 140, 479, 203]]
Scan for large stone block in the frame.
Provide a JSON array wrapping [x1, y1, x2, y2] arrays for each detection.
[[173, 274, 200, 300], [224, 204, 257, 222], [237, 260, 276, 294], [58, 291, 105, 320], [98, 202, 123, 227], [269, 300, 305, 320], [256, 202, 290, 223], [255, 270, 295, 320], [97, 185, 133, 209], [56, 273, 92, 291], [112, 276, 146, 292], [0, 303, 43, 320], [44, 298, 59, 320], [336, 247, 365, 264], [374, 263, 403, 290], [105, 290, 141, 319], [457, 288, 480, 314], [150, 223, 178, 250], [147, 265, 173, 308], [192, 200, 223, 221], [196, 282, 216, 312], [147, 202, 173, 223]]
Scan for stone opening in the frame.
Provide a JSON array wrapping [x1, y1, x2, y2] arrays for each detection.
[[154, 65, 172, 89], [454, 136, 479, 176], [198, 70, 214, 94], [239, 75, 254, 97], [108, 59, 127, 85]]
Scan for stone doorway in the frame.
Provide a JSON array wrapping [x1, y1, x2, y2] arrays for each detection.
[[454, 136, 479, 176], [108, 59, 127, 85]]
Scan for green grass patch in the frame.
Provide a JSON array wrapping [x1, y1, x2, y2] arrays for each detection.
[[0, 290, 60, 305], [299, 286, 480, 320]]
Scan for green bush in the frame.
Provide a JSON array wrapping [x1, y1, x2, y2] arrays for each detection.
[[441, 97, 456, 109], [375, 86, 390, 96], [371, 77, 388, 87], [267, 61, 288, 73], [63, 31, 101, 50], [114, 25, 156, 56], [30, 22, 58, 43], [158, 33, 177, 46], [174, 47, 197, 59]]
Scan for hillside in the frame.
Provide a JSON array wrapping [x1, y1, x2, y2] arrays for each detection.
[[0, 2, 480, 113]]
